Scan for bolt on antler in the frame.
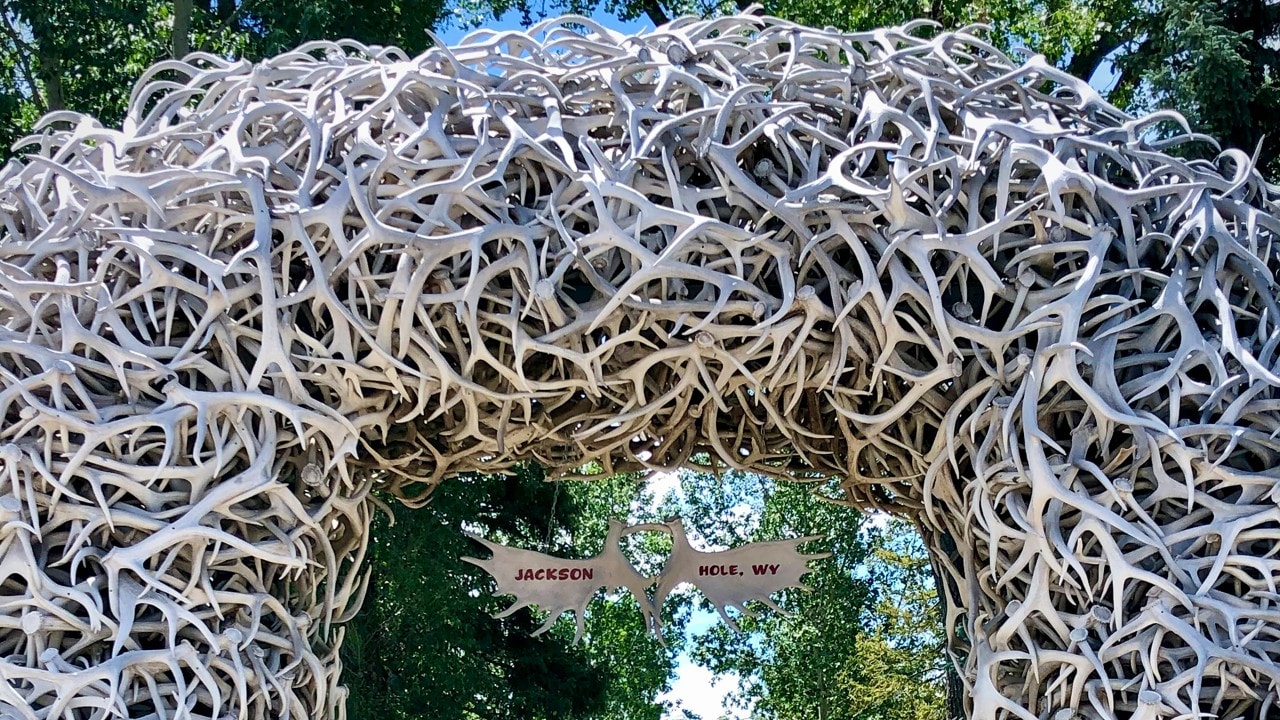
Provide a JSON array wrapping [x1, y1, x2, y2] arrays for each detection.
[[1, 11, 1278, 720]]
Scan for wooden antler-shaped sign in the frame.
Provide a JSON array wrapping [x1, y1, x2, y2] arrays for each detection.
[[463, 519, 656, 641], [464, 519, 827, 639], [653, 518, 830, 631]]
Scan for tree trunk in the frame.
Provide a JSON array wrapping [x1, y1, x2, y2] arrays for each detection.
[[36, 48, 63, 111], [641, 0, 669, 27], [173, 0, 192, 58], [0, 12, 46, 111]]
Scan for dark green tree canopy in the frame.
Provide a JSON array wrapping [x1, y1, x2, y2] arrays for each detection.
[[344, 466, 686, 720], [2, 0, 1275, 173], [668, 472, 947, 720], [0, 0, 451, 150]]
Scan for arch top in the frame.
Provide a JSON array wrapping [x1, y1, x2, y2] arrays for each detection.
[[10, 13, 1250, 494], [2, 12, 1280, 720]]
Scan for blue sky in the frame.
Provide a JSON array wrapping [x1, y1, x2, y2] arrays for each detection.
[[641, 472, 747, 720], [433, 7, 649, 46], [662, 611, 743, 720]]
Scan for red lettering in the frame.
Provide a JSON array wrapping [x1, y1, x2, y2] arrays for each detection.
[[700, 565, 745, 576], [516, 566, 597, 581]]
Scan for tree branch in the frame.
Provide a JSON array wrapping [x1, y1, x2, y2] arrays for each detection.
[[173, 0, 193, 58], [641, 0, 670, 27], [1066, 36, 1121, 84], [0, 10, 45, 111]]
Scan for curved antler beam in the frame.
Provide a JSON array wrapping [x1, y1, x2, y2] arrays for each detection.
[[1, 12, 1278, 719]]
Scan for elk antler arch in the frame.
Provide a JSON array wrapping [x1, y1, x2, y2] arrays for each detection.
[[1, 13, 1278, 720]]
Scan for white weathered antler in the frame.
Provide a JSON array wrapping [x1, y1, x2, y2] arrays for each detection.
[[1, 12, 1278, 720]]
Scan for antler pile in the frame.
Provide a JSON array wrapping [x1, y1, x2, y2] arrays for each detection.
[[1, 11, 1278, 719]]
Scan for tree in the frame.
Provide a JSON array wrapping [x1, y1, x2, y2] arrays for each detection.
[[0, 1, 165, 148], [1118, 0, 1279, 176], [0, 0, 452, 153], [562, 471, 693, 720], [3, 0, 1277, 175], [670, 471, 947, 720], [341, 465, 686, 720], [987, 0, 1280, 177], [225, 0, 449, 57], [342, 466, 609, 720]]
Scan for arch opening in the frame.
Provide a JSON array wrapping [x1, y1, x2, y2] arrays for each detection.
[[342, 466, 948, 720]]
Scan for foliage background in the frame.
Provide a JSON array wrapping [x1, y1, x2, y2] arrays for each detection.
[[1, 0, 1276, 174], [343, 467, 689, 720], [670, 472, 947, 720]]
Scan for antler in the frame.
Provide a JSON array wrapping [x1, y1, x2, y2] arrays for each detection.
[[0, 11, 1278, 720]]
